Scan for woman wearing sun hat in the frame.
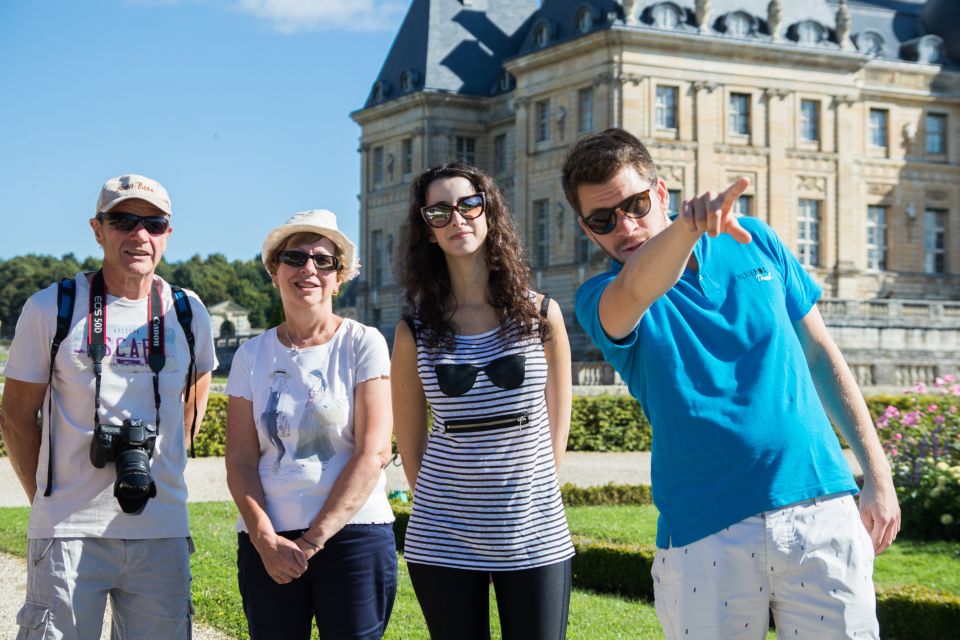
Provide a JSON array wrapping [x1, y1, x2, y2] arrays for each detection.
[[225, 210, 397, 640]]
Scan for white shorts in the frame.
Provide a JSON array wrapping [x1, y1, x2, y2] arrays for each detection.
[[651, 494, 879, 639], [15, 537, 194, 640]]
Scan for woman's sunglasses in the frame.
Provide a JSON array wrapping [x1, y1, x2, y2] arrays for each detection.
[[277, 250, 341, 271], [580, 183, 657, 235], [98, 211, 170, 235], [420, 192, 486, 228]]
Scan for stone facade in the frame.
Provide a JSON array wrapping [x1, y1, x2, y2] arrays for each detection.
[[351, 0, 960, 382]]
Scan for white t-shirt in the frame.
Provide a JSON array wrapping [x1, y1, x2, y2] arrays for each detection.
[[225, 318, 394, 533], [3, 273, 217, 539]]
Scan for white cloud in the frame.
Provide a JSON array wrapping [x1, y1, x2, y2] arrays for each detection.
[[233, 0, 407, 33]]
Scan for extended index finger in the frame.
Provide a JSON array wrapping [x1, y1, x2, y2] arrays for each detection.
[[719, 177, 751, 212]]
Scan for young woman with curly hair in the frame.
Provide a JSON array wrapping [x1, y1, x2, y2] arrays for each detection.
[[391, 162, 575, 639]]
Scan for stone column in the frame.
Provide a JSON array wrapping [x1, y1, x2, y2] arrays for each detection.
[[764, 89, 790, 231], [692, 80, 720, 194], [834, 95, 861, 299]]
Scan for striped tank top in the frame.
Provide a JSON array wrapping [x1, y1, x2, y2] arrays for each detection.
[[403, 305, 575, 571]]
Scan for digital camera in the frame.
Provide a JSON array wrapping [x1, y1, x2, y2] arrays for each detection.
[[89, 418, 157, 515]]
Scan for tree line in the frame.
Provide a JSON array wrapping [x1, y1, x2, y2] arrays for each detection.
[[0, 253, 295, 338]]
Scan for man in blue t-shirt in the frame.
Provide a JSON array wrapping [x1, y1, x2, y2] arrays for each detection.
[[563, 128, 899, 638]]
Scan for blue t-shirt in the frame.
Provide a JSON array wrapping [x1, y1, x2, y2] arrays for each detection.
[[575, 217, 857, 548]]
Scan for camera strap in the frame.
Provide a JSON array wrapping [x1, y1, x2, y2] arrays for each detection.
[[88, 270, 166, 440], [170, 286, 198, 458]]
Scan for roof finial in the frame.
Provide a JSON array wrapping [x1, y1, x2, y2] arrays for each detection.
[[622, 0, 640, 25], [696, 0, 711, 33], [767, 0, 782, 42], [836, 0, 852, 49]]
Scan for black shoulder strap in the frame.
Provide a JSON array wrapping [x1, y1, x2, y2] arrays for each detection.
[[171, 286, 198, 458], [539, 295, 551, 319], [44, 277, 78, 496]]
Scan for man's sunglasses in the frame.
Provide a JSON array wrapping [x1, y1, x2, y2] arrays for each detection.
[[98, 211, 170, 235], [580, 183, 657, 235], [277, 250, 341, 271], [420, 192, 485, 228]]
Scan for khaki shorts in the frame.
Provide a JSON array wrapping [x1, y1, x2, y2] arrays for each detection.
[[16, 536, 193, 640], [652, 494, 878, 639]]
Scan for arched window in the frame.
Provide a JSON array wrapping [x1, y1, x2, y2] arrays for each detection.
[[371, 81, 390, 104], [724, 11, 754, 38], [651, 3, 682, 30], [575, 6, 594, 34], [856, 31, 884, 57], [795, 20, 824, 45], [399, 70, 414, 94], [498, 69, 514, 92], [533, 21, 551, 48], [917, 36, 943, 64]]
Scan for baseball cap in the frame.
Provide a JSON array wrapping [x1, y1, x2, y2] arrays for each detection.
[[96, 174, 172, 216]]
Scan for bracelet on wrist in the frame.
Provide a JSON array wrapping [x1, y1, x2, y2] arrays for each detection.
[[301, 535, 324, 551]]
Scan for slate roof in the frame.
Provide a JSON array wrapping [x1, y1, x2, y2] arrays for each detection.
[[363, 0, 958, 109]]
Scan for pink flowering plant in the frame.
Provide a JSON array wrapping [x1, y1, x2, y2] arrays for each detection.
[[874, 375, 960, 539]]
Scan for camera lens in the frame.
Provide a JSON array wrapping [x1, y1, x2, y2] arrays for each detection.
[[113, 448, 156, 514]]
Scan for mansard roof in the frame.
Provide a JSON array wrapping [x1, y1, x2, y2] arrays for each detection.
[[362, 0, 958, 110]]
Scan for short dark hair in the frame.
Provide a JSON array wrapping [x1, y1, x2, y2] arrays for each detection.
[[561, 128, 657, 214]]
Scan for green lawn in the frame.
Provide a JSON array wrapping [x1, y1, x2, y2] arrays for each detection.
[[0, 503, 668, 639], [565, 505, 960, 595], [4, 502, 949, 639]]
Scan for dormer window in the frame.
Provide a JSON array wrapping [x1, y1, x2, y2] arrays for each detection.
[[795, 20, 824, 45], [575, 5, 594, 34], [652, 3, 682, 30], [918, 35, 943, 64], [498, 69, 514, 92], [856, 31, 884, 57], [724, 11, 754, 38], [371, 81, 391, 104], [399, 70, 417, 94], [534, 21, 551, 48]]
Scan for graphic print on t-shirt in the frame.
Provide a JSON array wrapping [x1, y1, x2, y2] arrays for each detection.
[[261, 370, 292, 475], [295, 368, 347, 468], [72, 323, 162, 369]]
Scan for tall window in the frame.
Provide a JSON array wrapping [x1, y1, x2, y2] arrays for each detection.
[[866, 205, 888, 271], [926, 113, 947, 155], [494, 134, 507, 174], [869, 109, 888, 149], [534, 199, 550, 268], [800, 99, 819, 142], [576, 229, 592, 263], [925, 209, 947, 274], [797, 199, 821, 267], [401, 138, 413, 175], [369, 230, 383, 288], [455, 136, 476, 164], [735, 195, 753, 216], [668, 189, 682, 215], [578, 88, 594, 133], [656, 86, 678, 130], [536, 100, 550, 142], [372, 146, 384, 184], [729, 93, 750, 136]]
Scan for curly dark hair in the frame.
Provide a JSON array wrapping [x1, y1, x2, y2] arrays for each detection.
[[397, 162, 545, 349]]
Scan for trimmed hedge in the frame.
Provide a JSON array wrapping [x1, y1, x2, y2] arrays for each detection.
[[0, 392, 919, 459]]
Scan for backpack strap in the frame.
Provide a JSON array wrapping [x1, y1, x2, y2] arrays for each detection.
[[44, 277, 77, 496], [170, 286, 198, 458], [539, 295, 551, 319]]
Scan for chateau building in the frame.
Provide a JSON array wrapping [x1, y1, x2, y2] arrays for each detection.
[[351, 0, 960, 386]]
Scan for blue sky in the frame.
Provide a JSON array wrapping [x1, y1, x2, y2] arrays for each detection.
[[0, 0, 408, 262]]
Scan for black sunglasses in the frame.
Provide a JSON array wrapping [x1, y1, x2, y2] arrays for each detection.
[[435, 354, 526, 397], [580, 182, 658, 235], [98, 211, 170, 235], [277, 250, 341, 271], [420, 192, 486, 228]]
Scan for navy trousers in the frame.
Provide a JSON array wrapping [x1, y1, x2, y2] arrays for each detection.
[[237, 523, 398, 640]]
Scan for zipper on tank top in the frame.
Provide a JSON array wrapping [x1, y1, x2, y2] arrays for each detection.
[[444, 411, 529, 434]]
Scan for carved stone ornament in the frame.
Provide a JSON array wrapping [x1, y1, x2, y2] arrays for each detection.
[[692, 80, 719, 93], [767, 0, 782, 41], [867, 183, 893, 196], [622, 0, 640, 25], [696, 0, 711, 32], [797, 175, 826, 192], [836, 0, 851, 49]]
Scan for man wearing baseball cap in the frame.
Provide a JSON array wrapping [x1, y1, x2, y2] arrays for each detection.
[[1, 174, 218, 638]]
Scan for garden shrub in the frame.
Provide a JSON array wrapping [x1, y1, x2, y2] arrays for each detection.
[[875, 584, 960, 639], [568, 395, 651, 452], [560, 483, 653, 506], [873, 377, 960, 540]]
